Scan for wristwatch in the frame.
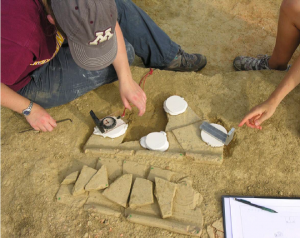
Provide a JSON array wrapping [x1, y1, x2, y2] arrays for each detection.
[[22, 101, 33, 116]]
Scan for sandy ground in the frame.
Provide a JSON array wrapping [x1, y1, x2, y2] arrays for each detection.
[[2, 0, 300, 237]]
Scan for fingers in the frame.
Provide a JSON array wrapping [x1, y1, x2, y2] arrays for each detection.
[[239, 111, 260, 127], [254, 112, 270, 127]]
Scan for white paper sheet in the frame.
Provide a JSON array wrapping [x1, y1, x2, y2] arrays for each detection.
[[224, 197, 300, 238]]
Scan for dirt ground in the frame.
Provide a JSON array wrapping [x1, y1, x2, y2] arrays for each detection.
[[2, 0, 300, 237]]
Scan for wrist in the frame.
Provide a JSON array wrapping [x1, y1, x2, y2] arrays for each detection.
[[22, 100, 34, 116]]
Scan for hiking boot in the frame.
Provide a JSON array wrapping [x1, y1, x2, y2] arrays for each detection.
[[233, 55, 291, 71], [165, 47, 207, 72], [233, 55, 271, 71]]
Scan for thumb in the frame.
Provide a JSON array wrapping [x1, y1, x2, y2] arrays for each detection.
[[254, 112, 270, 126], [122, 97, 132, 111]]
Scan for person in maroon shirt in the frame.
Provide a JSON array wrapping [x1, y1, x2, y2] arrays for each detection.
[[1, 0, 207, 132]]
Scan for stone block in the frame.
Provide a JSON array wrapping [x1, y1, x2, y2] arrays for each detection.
[[147, 166, 174, 182], [154, 177, 177, 218], [72, 165, 97, 196], [96, 158, 123, 182], [56, 184, 88, 208], [123, 161, 148, 181], [85, 165, 109, 191], [61, 171, 79, 185], [129, 178, 153, 209], [102, 174, 133, 207]]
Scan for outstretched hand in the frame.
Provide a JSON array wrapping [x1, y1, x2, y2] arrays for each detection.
[[239, 100, 278, 129], [119, 79, 147, 116], [26, 103, 57, 132]]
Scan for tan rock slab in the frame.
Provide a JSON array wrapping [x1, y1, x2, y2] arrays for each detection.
[[84, 191, 122, 217], [147, 166, 174, 182], [207, 225, 215, 238], [212, 218, 224, 232], [85, 165, 109, 191], [102, 174, 133, 207], [127, 213, 201, 237], [83, 133, 126, 152], [165, 106, 203, 132], [216, 231, 225, 238], [72, 165, 97, 196], [96, 158, 123, 182], [123, 161, 148, 181], [154, 177, 177, 218], [129, 178, 153, 209], [86, 148, 134, 156], [61, 171, 79, 185], [135, 150, 184, 160], [117, 141, 142, 151], [174, 182, 200, 210], [56, 184, 88, 208], [172, 121, 223, 164], [166, 132, 184, 153]]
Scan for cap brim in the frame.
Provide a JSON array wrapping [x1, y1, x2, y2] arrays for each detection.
[[68, 33, 117, 71]]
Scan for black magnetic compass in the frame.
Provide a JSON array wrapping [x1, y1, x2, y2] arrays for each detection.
[[100, 116, 117, 130]]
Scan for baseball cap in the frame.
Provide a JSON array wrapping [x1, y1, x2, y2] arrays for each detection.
[[51, 0, 118, 71]]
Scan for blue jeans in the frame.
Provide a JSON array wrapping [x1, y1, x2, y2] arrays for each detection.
[[18, 0, 179, 108]]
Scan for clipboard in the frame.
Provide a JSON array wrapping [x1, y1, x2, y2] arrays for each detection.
[[222, 195, 300, 238]]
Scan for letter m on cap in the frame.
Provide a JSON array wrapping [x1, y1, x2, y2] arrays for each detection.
[[89, 28, 114, 45]]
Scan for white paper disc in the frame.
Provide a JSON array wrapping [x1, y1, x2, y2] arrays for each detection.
[[164, 96, 188, 115], [139, 136, 147, 149], [93, 118, 128, 139], [145, 132, 168, 151], [201, 123, 227, 147]]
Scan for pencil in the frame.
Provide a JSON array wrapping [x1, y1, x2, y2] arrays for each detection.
[[234, 198, 278, 213]]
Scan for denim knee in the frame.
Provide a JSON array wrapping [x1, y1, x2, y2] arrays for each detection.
[[126, 41, 135, 65]]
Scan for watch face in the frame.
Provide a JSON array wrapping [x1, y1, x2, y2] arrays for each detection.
[[100, 116, 117, 130], [23, 110, 30, 116]]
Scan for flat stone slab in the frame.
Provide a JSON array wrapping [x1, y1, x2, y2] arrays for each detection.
[[117, 141, 142, 151], [174, 181, 200, 210], [85, 165, 109, 191], [123, 161, 148, 181], [212, 218, 224, 232], [147, 166, 174, 182], [61, 171, 79, 185], [73, 165, 97, 196], [154, 177, 177, 218], [165, 106, 203, 132], [56, 184, 88, 208], [103, 174, 133, 207], [84, 133, 126, 152], [96, 158, 123, 182], [84, 191, 122, 217], [172, 121, 223, 164], [129, 178, 153, 209], [166, 132, 184, 153]]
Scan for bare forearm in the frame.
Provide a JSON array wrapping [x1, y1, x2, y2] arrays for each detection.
[[112, 22, 132, 83], [268, 54, 300, 105], [1, 83, 31, 113]]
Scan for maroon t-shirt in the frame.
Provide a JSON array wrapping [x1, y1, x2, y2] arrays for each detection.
[[1, 0, 62, 91]]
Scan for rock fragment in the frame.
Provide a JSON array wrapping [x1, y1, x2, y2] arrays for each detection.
[[103, 174, 133, 207], [129, 178, 153, 209], [61, 171, 79, 185], [147, 167, 174, 182], [73, 165, 97, 196], [123, 161, 148, 181], [154, 177, 177, 218], [85, 165, 109, 191]]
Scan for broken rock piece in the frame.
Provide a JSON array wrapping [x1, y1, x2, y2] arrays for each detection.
[[154, 177, 177, 218], [96, 158, 122, 182], [212, 218, 224, 232], [73, 165, 97, 196], [56, 184, 88, 208], [147, 166, 174, 182], [123, 161, 148, 181], [103, 174, 133, 207], [85, 165, 109, 191], [61, 171, 79, 185], [129, 178, 153, 209]]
